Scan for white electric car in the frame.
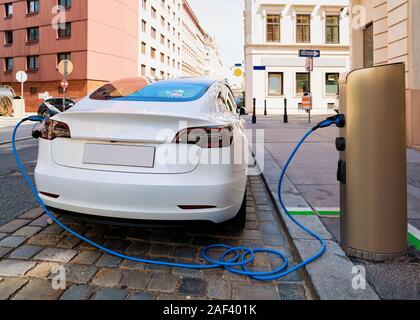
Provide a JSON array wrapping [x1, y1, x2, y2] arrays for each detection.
[[34, 77, 248, 227]]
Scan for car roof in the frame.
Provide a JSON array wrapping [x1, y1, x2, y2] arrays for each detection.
[[158, 77, 216, 87]]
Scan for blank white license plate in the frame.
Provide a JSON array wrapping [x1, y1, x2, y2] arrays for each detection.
[[83, 144, 155, 168]]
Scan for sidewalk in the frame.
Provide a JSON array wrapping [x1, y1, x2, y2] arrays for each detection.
[[248, 114, 419, 300]]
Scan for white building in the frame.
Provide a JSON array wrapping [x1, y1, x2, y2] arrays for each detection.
[[204, 35, 224, 80], [244, 0, 350, 114], [181, 0, 207, 77]]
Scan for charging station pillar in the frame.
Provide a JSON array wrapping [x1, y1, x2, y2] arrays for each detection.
[[338, 63, 407, 261]]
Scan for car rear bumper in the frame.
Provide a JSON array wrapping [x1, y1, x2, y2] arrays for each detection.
[[35, 160, 247, 224]]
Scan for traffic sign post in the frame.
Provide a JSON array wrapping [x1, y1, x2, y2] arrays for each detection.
[[299, 50, 320, 124], [16, 71, 27, 100], [58, 59, 74, 112]]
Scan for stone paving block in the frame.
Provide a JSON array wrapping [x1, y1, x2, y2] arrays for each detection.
[[232, 283, 279, 300], [256, 211, 276, 222], [0, 259, 36, 276], [172, 266, 201, 277], [92, 268, 121, 288], [43, 224, 63, 235], [172, 246, 198, 260], [207, 279, 232, 300], [0, 233, 6, 241], [119, 259, 145, 270], [8, 245, 42, 260], [70, 250, 101, 265], [0, 219, 31, 233], [29, 215, 51, 228], [144, 258, 174, 273], [150, 244, 174, 256], [121, 270, 150, 290], [125, 241, 150, 255], [262, 234, 286, 246], [27, 233, 65, 246], [0, 236, 27, 248], [0, 277, 29, 300], [102, 239, 130, 252], [277, 283, 307, 300], [12, 279, 64, 300], [105, 228, 129, 240], [128, 291, 156, 300], [93, 288, 128, 300], [178, 278, 208, 297], [13, 226, 42, 238], [19, 208, 43, 220], [156, 293, 185, 300], [260, 222, 282, 236], [63, 264, 98, 285], [60, 285, 94, 300], [33, 248, 77, 263], [25, 262, 60, 279], [147, 273, 180, 293], [0, 247, 12, 259], [96, 254, 122, 268], [127, 230, 150, 242]]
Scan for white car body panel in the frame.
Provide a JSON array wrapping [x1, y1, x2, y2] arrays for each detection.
[[35, 78, 248, 224]]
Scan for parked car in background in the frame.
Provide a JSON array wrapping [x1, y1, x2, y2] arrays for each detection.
[[37, 98, 75, 117]]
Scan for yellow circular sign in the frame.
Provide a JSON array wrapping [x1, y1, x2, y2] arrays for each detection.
[[234, 68, 243, 77]]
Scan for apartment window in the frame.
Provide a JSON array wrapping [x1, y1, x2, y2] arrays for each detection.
[[151, 6, 156, 19], [27, 0, 40, 14], [151, 67, 156, 77], [5, 3, 13, 17], [142, 0, 147, 10], [326, 16, 340, 44], [151, 27, 156, 39], [57, 52, 71, 64], [27, 27, 39, 42], [58, 22, 71, 37], [325, 73, 340, 95], [161, 0, 165, 9], [296, 73, 310, 95], [160, 70, 165, 78], [268, 72, 283, 96], [151, 47, 156, 59], [27, 55, 39, 70], [160, 52, 165, 63], [30, 87, 38, 95], [167, 56, 170, 65], [266, 14, 280, 43], [363, 22, 374, 68], [141, 64, 146, 76], [141, 42, 146, 55], [167, 39, 170, 48], [160, 34, 165, 44], [5, 58, 13, 72], [141, 20, 146, 33], [58, 0, 72, 8], [161, 16, 165, 27], [5, 30, 13, 44], [296, 15, 311, 43]]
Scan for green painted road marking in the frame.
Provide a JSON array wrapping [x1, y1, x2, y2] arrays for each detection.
[[317, 211, 341, 217], [408, 233, 420, 250], [289, 211, 315, 216]]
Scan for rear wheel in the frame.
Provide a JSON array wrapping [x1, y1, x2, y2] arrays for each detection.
[[224, 190, 247, 229]]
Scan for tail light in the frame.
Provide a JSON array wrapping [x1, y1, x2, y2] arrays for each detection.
[[173, 125, 233, 148], [40, 119, 71, 140]]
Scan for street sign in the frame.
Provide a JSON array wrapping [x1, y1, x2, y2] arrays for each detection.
[[38, 92, 50, 100], [299, 50, 321, 58], [233, 68, 243, 77], [61, 80, 69, 89], [58, 59, 74, 76], [305, 57, 314, 72], [16, 71, 27, 83], [253, 66, 266, 71]]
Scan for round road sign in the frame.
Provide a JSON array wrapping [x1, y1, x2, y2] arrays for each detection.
[[58, 59, 74, 76], [16, 71, 28, 83]]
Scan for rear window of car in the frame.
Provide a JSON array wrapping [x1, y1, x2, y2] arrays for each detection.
[[90, 78, 214, 102]]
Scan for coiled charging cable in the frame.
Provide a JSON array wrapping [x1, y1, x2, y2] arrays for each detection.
[[11, 115, 343, 281]]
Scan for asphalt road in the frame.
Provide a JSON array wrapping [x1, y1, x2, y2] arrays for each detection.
[[0, 126, 38, 225]]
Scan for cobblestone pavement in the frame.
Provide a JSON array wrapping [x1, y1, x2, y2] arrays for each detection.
[[0, 176, 312, 300]]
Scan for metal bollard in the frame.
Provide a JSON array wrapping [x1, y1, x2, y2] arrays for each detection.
[[283, 98, 288, 123], [252, 98, 257, 124], [264, 100, 267, 116]]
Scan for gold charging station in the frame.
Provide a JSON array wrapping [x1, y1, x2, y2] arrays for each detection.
[[338, 63, 407, 261]]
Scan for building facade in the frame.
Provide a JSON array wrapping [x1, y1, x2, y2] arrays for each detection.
[[0, 0, 139, 111], [244, 0, 350, 115], [203, 34, 223, 80], [349, 0, 420, 150], [138, 0, 183, 79]]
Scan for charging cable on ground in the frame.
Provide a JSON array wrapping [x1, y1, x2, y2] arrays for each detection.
[[12, 114, 344, 281]]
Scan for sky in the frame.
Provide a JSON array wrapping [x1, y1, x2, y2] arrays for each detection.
[[187, 0, 244, 86]]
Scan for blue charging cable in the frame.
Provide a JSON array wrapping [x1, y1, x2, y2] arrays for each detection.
[[11, 115, 343, 281]]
